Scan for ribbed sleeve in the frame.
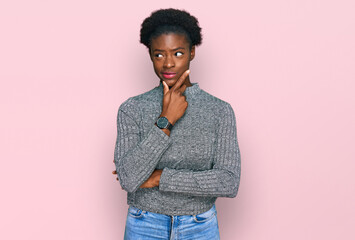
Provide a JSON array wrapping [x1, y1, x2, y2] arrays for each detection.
[[158, 103, 241, 197], [114, 98, 172, 193]]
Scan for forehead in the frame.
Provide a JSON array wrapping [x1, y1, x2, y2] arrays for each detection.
[[150, 33, 189, 50]]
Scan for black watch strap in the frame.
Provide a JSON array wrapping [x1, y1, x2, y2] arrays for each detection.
[[165, 121, 173, 131]]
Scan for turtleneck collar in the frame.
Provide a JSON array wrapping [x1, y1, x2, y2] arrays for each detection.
[[157, 81, 201, 97]]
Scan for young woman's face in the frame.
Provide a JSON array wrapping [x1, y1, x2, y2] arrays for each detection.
[[149, 33, 195, 87]]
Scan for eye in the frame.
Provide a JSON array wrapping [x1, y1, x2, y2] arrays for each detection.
[[175, 51, 184, 56], [155, 53, 163, 58]]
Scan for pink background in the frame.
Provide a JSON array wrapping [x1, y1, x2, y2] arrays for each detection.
[[1, 0, 354, 239]]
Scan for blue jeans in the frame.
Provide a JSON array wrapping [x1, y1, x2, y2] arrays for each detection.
[[123, 204, 220, 240]]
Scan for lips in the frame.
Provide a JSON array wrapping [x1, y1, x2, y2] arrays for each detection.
[[162, 72, 176, 79]]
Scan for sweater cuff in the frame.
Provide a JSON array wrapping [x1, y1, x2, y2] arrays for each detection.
[[142, 124, 172, 152], [159, 167, 175, 192]]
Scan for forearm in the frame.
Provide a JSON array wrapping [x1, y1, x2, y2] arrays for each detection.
[[115, 123, 172, 193], [158, 161, 240, 198]]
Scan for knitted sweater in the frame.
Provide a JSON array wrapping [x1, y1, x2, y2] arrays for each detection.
[[114, 81, 241, 215]]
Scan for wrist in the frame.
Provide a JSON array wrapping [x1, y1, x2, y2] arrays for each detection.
[[155, 170, 163, 187], [159, 113, 176, 126], [154, 122, 171, 136]]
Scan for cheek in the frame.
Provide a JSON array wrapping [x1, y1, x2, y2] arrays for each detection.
[[178, 63, 189, 71], [153, 64, 161, 73], [179, 58, 190, 66], [152, 63, 162, 75], [151, 62, 158, 70], [152, 60, 161, 68]]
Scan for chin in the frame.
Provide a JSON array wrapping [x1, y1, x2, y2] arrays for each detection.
[[162, 79, 177, 86]]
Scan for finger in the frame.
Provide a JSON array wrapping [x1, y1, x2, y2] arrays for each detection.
[[172, 69, 190, 91], [162, 80, 169, 95], [173, 69, 190, 91], [176, 83, 187, 95]]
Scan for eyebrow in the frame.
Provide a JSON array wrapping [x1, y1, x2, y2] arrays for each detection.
[[153, 47, 185, 52]]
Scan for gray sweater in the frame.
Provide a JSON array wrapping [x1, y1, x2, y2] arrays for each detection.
[[114, 81, 241, 215]]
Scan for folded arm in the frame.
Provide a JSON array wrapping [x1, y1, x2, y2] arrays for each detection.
[[158, 103, 241, 198], [114, 98, 172, 193]]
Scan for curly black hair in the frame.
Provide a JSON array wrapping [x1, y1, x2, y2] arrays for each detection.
[[140, 8, 202, 50]]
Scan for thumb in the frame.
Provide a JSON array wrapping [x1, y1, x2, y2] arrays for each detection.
[[162, 80, 169, 95]]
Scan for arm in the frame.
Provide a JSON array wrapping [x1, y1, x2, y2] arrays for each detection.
[[114, 98, 172, 193], [158, 103, 241, 198]]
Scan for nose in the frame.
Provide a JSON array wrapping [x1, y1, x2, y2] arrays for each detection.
[[163, 54, 175, 68]]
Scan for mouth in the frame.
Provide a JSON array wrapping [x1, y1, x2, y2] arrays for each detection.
[[162, 72, 177, 79]]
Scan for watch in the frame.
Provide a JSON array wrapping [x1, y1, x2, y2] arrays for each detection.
[[155, 116, 173, 131]]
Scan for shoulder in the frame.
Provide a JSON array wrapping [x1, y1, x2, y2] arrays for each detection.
[[130, 85, 162, 103], [118, 85, 161, 114], [197, 90, 237, 131], [197, 89, 235, 116]]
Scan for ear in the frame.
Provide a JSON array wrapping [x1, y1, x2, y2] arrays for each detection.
[[190, 45, 195, 61]]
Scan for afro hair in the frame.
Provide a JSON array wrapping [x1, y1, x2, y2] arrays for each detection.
[[140, 8, 202, 50]]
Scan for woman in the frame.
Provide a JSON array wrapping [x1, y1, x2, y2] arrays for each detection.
[[112, 8, 241, 240]]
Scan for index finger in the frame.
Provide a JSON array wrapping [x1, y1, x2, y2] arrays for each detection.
[[171, 69, 190, 91]]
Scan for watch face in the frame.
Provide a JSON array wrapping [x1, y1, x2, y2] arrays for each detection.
[[157, 117, 169, 128]]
